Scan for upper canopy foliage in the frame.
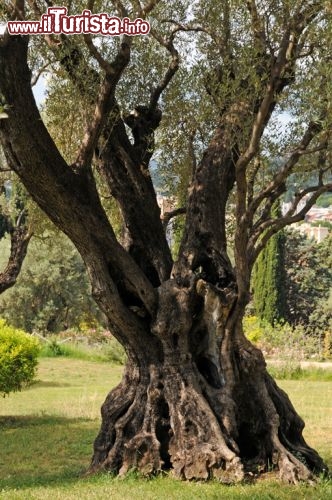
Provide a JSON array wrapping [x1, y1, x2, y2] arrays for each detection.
[[0, 0, 331, 305]]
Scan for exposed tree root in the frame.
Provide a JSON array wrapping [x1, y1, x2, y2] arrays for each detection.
[[89, 342, 328, 483], [232, 337, 328, 483], [89, 283, 328, 484]]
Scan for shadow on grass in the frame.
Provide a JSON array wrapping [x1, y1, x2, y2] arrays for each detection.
[[0, 414, 98, 491], [0, 468, 88, 492], [30, 380, 73, 388], [0, 414, 92, 428]]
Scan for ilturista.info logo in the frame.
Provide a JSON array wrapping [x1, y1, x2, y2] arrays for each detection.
[[7, 7, 150, 36]]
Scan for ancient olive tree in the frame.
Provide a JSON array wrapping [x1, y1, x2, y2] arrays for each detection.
[[0, 0, 331, 483]]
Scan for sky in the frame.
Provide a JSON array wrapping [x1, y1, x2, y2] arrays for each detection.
[[33, 76, 47, 106]]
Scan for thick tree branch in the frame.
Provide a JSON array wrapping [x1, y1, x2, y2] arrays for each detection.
[[131, 0, 162, 17], [234, 167, 250, 300], [121, 26, 180, 169], [247, 136, 330, 264], [288, 143, 330, 156], [0, 34, 157, 319], [0, 219, 32, 295], [234, 0, 324, 296], [251, 186, 285, 234], [149, 18, 217, 112], [149, 30, 179, 111], [74, 35, 132, 169], [246, 157, 261, 207], [83, 0, 132, 75], [38, 11, 172, 284], [97, 126, 173, 284], [74, 77, 116, 169], [83, 35, 116, 74], [162, 207, 186, 230], [235, 2, 322, 174], [12, 0, 25, 20], [31, 61, 52, 87], [175, 122, 237, 285], [246, 0, 269, 55]]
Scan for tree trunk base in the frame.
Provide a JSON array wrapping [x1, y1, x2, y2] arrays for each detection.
[[89, 340, 328, 484]]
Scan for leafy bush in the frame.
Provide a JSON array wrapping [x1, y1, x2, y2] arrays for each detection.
[[244, 315, 321, 360], [104, 337, 127, 365], [39, 332, 127, 365], [309, 291, 332, 360], [315, 193, 332, 208], [0, 319, 40, 396], [267, 363, 332, 381], [243, 316, 264, 344], [324, 330, 332, 360], [44, 338, 66, 357]]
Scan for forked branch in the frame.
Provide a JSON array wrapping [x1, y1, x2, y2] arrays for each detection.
[[235, 2, 322, 174], [148, 27, 180, 111], [249, 181, 332, 266], [162, 207, 186, 229], [0, 215, 32, 295], [246, 118, 326, 225]]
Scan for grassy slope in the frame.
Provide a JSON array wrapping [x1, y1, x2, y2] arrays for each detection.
[[0, 358, 331, 499]]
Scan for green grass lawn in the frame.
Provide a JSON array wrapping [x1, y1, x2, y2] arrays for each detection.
[[0, 358, 331, 499]]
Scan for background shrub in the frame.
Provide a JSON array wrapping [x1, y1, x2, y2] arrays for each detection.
[[0, 319, 40, 396], [39, 330, 127, 365], [243, 316, 264, 344], [243, 315, 321, 360]]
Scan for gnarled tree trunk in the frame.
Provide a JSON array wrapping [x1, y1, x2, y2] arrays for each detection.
[[89, 276, 327, 483]]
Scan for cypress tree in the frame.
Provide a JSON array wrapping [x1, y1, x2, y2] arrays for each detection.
[[252, 208, 287, 325]]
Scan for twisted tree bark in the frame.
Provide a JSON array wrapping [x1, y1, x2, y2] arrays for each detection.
[[89, 278, 327, 482]]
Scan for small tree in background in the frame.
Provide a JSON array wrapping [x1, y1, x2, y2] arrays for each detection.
[[252, 205, 287, 325], [0, 232, 104, 333], [284, 231, 332, 327], [0, 168, 31, 295]]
